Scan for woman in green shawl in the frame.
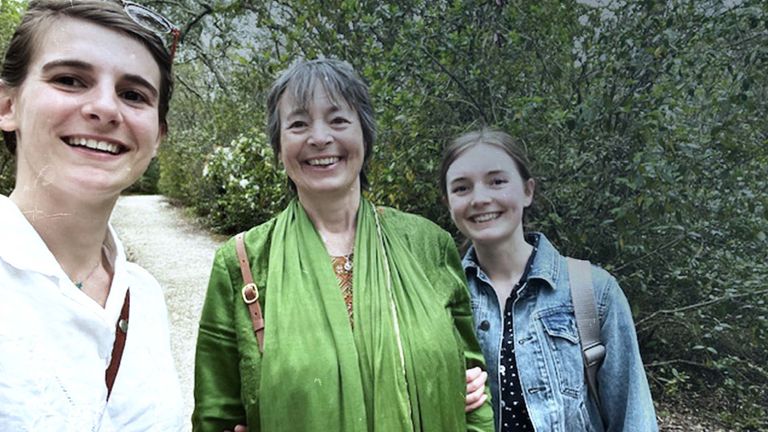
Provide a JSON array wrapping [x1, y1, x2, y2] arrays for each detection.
[[192, 59, 494, 432]]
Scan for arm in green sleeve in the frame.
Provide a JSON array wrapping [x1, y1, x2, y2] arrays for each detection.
[[440, 234, 495, 432], [192, 246, 248, 432]]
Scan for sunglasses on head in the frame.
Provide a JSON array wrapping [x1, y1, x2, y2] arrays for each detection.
[[117, 0, 181, 60]]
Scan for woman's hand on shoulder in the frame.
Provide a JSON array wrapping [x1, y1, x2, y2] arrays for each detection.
[[465, 367, 488, 412], [224, 425, 247, 432]]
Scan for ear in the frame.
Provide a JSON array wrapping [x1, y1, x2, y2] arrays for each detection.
[[0, 81, 19, 133], [523, 178, 536, 207]]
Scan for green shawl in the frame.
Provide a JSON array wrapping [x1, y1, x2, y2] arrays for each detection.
[[193, 198, 493, 432]]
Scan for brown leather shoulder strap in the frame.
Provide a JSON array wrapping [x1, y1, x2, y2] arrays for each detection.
[[235, 232, 264, 353], [106, 288, 130, 400]]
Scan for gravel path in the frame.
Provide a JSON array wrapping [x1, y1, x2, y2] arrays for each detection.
[[111, 195, 226, 430]]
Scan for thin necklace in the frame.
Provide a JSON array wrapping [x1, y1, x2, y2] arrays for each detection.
[[73, 255, 102, 290]]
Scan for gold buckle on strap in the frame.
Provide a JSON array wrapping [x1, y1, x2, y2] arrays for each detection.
[[241, 283, 259, 304]]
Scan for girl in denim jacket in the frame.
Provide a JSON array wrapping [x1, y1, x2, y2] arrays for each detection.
[[440, 128, 658, 432]]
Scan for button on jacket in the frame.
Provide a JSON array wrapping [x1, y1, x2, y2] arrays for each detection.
[[0, 195, 184, 432], [464, 233, 658, 431]]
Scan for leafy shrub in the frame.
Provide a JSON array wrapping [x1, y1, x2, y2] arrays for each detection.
[[0, 151, 13, 196], [198, 130, 287, 233], [125, 159, 160, 194], [0, 0, 24, 196]]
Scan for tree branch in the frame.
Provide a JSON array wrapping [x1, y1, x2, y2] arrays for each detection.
[[418, 46, 488, 123], [175, 75, 205, 100], [180, 3, 213, 44], [636, 288, 768, 328], [645, 359, 712, 369], [613, 234, 687, 272]]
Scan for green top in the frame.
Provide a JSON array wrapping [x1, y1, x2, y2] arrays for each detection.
[[193, 199, 493, 432]]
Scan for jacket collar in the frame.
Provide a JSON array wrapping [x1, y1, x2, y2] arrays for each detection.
[[462, 232, 563, 291], [525, 232, 563, 290]]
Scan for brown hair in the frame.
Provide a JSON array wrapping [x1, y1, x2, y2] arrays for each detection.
[[266, 58, 376, 191], [439, 128, 534, 198], [1, 0, 174, 154]]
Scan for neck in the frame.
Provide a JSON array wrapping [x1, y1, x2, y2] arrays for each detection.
[[473, 229, 532, 287], [10, 187, 115, 280], [298, 186, 360, 256]]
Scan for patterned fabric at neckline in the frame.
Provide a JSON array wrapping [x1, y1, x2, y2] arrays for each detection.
[[498, 244, 538, 431], [331, 253, 354, 327]]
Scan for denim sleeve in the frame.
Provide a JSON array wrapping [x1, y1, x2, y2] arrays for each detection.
[[596, 273, 659, 431]]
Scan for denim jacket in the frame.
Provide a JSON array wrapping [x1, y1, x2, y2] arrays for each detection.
[[464, 233, 658, 432]]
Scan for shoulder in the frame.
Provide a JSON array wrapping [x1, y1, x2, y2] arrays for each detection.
[[377, 206, 463, 282], [584, 263, 626, 311], [123, 261, 166, 302], [532, 233, 625, 309], [377, 205, 452, 244], [215, 217, 278, 264], [210, 217, 278, 291], [124, 261, 160, 285]]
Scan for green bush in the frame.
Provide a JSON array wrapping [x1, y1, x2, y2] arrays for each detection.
[[125, 158, 160, 194], [0, 0, 24, 196], [197, 130, 287, 233]]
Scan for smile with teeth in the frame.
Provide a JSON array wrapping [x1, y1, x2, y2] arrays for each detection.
[[66, 137, 123, 155], [306, 156, 340, 166], [472, 212, 501, 223]]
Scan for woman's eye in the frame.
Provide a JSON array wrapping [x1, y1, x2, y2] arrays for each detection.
[[451, 185, 469, 194], [121, 90, 148, 103], [52, 75, 84, 88], [491, 177, 509, 186], [288, 120, 307, 129], [331, 117, 350, 125]]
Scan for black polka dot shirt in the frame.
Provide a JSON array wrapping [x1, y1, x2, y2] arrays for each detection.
[[498, 245, 538, 431]]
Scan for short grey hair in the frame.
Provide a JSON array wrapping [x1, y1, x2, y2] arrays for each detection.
[[266, 58, 376, 190]]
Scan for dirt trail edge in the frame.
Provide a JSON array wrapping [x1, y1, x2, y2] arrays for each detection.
[[111, 195, 225, 430]]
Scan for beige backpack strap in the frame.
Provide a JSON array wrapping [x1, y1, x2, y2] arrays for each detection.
[[235, 232, 264, 353], [567, 257, 605, 409]]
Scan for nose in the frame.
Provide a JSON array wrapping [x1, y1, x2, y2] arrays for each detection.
[[307, 121, 332, 147], [470, 185, 492, 207], [81, 83, 122, 126]]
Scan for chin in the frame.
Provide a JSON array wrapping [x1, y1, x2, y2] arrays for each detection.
[[470, 230, 511, 246]]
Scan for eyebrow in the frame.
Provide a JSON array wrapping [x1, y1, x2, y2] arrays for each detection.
[[41, 59, 159, 99], [285, 108, 308, 119], [285, 102, 346, 119], [485, 170, 508, 176], [449, 169, 507, 183]]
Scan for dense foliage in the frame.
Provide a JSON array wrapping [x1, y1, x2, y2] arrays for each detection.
[[1, 0, 766, 427], [0, 0, 23, 193]]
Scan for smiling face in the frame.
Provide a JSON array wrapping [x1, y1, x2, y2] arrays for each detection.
[[0, 17, 163, 201], [445, 143, 535, 248], [277, 84, 365, 201]]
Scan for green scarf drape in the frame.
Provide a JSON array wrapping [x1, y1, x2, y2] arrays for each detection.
[[259, 198, 468, 431]]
